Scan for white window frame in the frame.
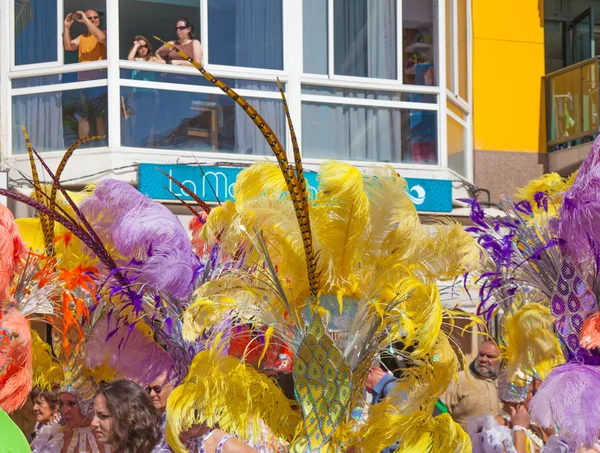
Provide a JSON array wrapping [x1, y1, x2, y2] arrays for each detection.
[[1, 0, 474, 182]]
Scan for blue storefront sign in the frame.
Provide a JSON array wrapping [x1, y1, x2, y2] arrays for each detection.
[[138, 163, 453, 213]]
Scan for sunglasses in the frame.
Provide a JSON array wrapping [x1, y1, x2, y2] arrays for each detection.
[[175, 26, 188, 31], [138, 45, 148, 49], [145, 385, 163, 395], [87, 16, 99, 20]]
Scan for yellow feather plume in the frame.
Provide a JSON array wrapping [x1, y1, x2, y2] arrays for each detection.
[[232, 162, 290, 206], [504, 303, 564, 380], [359, 167, 420, 266], [349, 333, 460, 452], [515, 172, 575, 218], [166, 341, 300, 453], [312, 162, 370, 292], [31, 330, 63, 390]]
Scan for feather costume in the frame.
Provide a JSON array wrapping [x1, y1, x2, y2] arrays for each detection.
[[152, 40, 479, 453], [467, 135, 600, 449]]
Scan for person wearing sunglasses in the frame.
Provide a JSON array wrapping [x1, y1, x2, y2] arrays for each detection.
[[155, 18, 202, 66], [63, 10, 106, 63], [63, 10, 107, 141], [128, 35, 164, 63]]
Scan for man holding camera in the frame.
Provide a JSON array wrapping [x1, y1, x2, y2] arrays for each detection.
[[63, 10, 107, 139], [63, 10, 106, 63]]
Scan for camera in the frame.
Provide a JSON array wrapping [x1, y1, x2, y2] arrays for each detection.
[[70, 12, 83, 21]]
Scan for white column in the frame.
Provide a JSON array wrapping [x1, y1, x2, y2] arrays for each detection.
[[106, 0, 120, 151], [284, 0, 303, 157], [437, 0, 448, 168], [0, 0, 11, 164]]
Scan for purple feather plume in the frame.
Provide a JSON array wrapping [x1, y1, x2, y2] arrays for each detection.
[[530, 363, 600, 449], [557, 136, 600, 267], [80, 180, 200, 298], [85, 317, 174, 386]]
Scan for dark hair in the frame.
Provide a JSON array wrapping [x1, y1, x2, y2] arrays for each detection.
[[130, 35, 153, 60], [176, 18, 196, 40], [95, 380, 160, 453], [30, 387, 59, 411]]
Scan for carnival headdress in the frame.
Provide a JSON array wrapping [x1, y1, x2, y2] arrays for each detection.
[[154, 39, 479, 453]]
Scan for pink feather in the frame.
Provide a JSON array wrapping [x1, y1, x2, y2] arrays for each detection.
[[0, 309, 32, 413], [0, 204, 26, 300]]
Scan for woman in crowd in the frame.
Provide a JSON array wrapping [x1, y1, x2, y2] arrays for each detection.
[[29, 388, 61, 442], [31, 388, 108, 453], [155, 18, 202, 65], [91, 380, 163, 453], [127, 36, 165, 63]]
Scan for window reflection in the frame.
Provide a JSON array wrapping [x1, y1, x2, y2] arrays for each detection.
[[12, 87, 108, 153], [208, 0, 283, 70], [302, 102, 437, 164], [15, 0, 58, 65], [120, 87, 285, 155], [447, 114, 466, 177], [334, 0, 397, 79]]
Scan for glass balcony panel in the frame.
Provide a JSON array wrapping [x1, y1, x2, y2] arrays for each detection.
[[120, 69, 281, 91], [302, 101, 437, 164], [12, 86, 108, 153], [301, 85, 437, 103], [12, 70, 108, 88], [120, 87, 284, 155]]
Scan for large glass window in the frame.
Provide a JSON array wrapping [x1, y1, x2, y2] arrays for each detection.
[[403, 0, 437, 86], [303, 0, 328, 74], [120, 86, 285, 155], [118, 0, 201, 62], [208, 0, 283, 70], [14, 0, 58, 66], [333, 0, 397, 79], [302, 101, 437, 164], [63, 1, 107, 65], [12, 86, 108, 153]]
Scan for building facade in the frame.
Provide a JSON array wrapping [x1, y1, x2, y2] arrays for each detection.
[[0, 0, 473, 216]]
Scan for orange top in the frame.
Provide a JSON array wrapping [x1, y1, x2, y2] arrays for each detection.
[[78, 33, 106, 62]]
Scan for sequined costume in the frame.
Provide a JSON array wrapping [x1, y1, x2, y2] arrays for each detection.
[[465, 136, 600, 450], [150, 40, 480, 453], [31, 423, 110, 453]]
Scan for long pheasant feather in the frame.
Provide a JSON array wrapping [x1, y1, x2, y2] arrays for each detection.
[[48, 135, 104, 236], [22, 126, 54, 250], [153, 37, 320, 298], [275, 78, 318, 298], [157, 168, 212, 214]]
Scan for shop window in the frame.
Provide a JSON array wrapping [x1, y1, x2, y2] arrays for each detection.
[[333, 0, 397, 79], [403, 0, 437, 86], [120, 86, 285, 155], [119, 0, 201, 63], [303, 0, 328, 75], [63, 0, 107, 65], [208, 0, 283, 70], [447, 113, 466, 177], [14, 0, 58, 65], [302, 101, 437, 164], [12, 86, 108, 153]]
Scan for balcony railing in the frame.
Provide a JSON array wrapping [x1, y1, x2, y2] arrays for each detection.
[[545, 56, 600, 152]]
